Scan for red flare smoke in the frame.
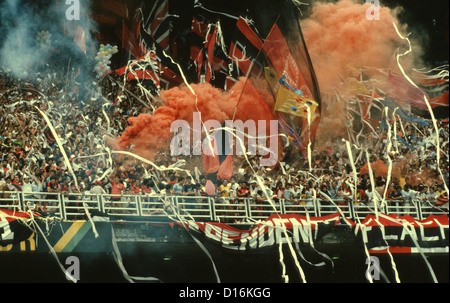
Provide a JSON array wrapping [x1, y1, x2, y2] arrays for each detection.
[[116, 78, 277, 161], [300, 0, 419, 145]]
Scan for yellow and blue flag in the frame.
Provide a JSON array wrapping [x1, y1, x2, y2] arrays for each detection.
[[274, 83, 318, 119]]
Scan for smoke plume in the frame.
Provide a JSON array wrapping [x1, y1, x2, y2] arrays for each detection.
[[0, 0, 97, 80], [300, 0, 424, 144], [116, 78, 276, 161]]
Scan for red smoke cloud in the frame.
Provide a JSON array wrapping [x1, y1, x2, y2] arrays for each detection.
[[116, 78, 276, 161], [360, 158, 441, 187], [115, 0, 425, 163], [302, 0, 409, 93], [300, 0, 419, 144]]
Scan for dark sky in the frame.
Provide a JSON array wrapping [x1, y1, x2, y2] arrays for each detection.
[[0, 0, 448, 65], [382, 0, 449, 65], [170, 0, 449, 65]]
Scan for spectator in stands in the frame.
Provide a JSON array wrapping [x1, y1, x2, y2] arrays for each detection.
[[237, 181, 251, 199], [219, 179, 231, 199], [172, 177, 185, 196], [364, 184, 382, 208], [401, 184, 417, 211], [337, 182, 352, 205], [283, 183, 297, 209], [108, 173, 125, 211], [228, 176, 239, 200], [1, 64, 448, 219]]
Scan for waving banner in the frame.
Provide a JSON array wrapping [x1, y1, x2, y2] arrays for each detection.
[[179, 211, 449, 254], [350, 214, 449, 254], [0, 209, 36, 247], [185, 212, 341, 251]]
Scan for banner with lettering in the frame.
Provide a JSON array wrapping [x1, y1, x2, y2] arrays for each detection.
[[0, 209, 36, 246], [351, 214, 449, 254], [184, 212, 449, 254], [185, 212, 341, 251]]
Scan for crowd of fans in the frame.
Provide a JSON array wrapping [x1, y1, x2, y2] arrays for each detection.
[[0, 64, 449, 216]]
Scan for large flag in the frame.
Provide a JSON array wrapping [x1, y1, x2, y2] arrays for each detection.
[[115, 50, 160, 89], [351, 213, 449, 254], [190, 16, 210, 64], [122, 20, 143, 59], [186, 212, 341, 251], [146, 0, 178, 53], [386, 70, 431, 111], [387, 68, 449, 118], [226, 17, 264, 89], [118, 7, 183, 90], [192, 22, 229, 84], [258, 1, 322, 156], [193, 24, 217, 83]]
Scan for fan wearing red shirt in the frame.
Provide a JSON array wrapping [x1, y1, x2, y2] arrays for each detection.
[[109, 174, 125, 211], [236, 181, 251, 203], [130, 179, 142, 195]]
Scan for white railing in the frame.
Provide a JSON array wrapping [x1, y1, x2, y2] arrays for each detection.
[[0, 191, 447, 223]]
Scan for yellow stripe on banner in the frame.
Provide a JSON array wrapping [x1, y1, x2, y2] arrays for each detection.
[[53, 222, 85, 253]]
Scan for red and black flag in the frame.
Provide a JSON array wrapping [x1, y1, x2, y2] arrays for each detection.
[[350, 214, 449, 254], [226, 17, 264, 90], [121, 20, 143, 60], [118, 6, 184, 91], [44, 127, 56, 147], [190, 16, 210, 64], [232, 0, 322, 158], [0, 209, 37, 246], [139, 22, 184, 90], [115, 50, 160, 90], [146, 0, 178, 53], [387, 69, 449, 119], [189, 9, 231, 86], [192, 22, 230, 84], [414, 69, 449, 118], [386, 70, 431, 112], [193, 24, 216, 83]]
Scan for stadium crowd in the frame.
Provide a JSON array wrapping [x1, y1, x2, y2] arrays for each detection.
[[0, 65, 449, 215]]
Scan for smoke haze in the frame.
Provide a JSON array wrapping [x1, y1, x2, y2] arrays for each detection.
[[0, 0, 97, 79], [300, 0, 426, 144], [116, 78, 277, 161]]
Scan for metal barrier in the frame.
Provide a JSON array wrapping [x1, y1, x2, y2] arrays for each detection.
[[62, 193, 101, 220], [0, 191, 448, 222], [214, 198, 250, 223], [173, 195, 214, 220]]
